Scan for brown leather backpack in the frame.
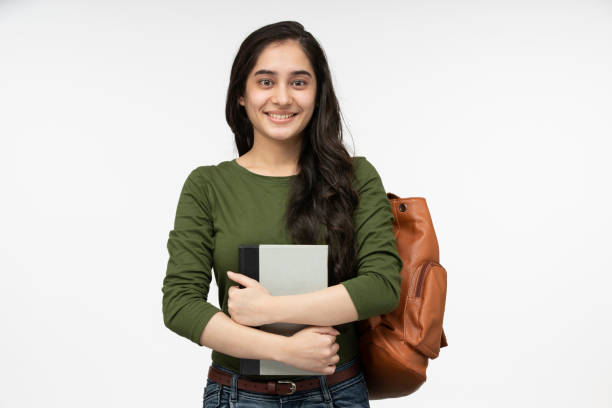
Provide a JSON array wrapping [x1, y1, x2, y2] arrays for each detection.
[[356, 194, 448, 400]]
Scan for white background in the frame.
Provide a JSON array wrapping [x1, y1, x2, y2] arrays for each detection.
[[1, 1, 611, 407]]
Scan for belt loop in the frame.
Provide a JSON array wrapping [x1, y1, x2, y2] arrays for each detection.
[[319, 374, 334, 407], [229, 372, 239, 407]]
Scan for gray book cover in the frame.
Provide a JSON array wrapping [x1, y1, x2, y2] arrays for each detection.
[[238, 244, 329, 376]]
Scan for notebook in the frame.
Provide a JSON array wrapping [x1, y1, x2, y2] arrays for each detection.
[[238, 244, 329, 376]]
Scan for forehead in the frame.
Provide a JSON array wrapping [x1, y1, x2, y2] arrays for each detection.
[[251, 40, 314, 76]]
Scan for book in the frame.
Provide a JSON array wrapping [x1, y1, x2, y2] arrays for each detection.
[[238, 244, 329, 376]]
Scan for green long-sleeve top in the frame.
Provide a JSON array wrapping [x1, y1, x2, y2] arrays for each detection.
[[161, 156, 403, 380]]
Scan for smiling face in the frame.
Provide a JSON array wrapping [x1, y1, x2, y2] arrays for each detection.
[[238, 39, 317, 145]]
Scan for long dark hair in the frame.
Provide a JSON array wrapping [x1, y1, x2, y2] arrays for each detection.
[[225, 21, 359, 286]]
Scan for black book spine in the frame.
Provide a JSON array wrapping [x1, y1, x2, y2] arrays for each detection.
[[238, 245, 260, 375]]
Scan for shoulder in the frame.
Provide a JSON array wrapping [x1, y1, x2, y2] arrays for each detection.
[[179, 163, 226, 207], [185, 159, 232, 186], [351, 155, 383, 190], [184, 165, 214, 189], [181, 159, 238, 199], [352, 155, 379, 174]]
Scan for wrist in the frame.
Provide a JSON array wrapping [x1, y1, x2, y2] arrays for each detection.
[[269, 333, 291, 363], [266, 295, 282, 324]]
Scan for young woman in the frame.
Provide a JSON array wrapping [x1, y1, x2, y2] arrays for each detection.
[[162, 21, 402, 407]]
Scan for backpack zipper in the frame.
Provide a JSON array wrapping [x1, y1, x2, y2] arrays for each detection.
[[414, 259, 441, 297]]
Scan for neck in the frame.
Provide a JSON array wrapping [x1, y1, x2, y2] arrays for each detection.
[[241, 132, 303, 175]]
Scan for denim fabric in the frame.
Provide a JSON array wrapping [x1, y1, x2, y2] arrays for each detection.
[[203, 356, 370, 407]]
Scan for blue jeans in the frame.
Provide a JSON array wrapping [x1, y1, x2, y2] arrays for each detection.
[[203, 356, 370, 407]]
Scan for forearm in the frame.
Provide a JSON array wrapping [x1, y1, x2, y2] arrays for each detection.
[[199, 311, 289, 361], [270, 284, 359, 326]]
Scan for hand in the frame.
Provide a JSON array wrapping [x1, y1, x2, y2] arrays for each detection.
[[279, 326, 341, 375], [226, 271, 274, 327]]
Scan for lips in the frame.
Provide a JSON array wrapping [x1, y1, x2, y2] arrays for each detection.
[[265, 111, 298, 123]]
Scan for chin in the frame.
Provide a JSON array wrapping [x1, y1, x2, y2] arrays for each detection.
[[265, 131, 301, 141]]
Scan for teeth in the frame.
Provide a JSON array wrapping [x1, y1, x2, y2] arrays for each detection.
[[268, 113, 295, 119]]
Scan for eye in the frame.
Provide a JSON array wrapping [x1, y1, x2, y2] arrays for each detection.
[[257, 79, 308, 87]]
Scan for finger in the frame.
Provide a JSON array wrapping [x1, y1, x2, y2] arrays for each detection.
[[312, 326, 340, 336], [227, 271, 258, 286], [325, 327, 341, 336]]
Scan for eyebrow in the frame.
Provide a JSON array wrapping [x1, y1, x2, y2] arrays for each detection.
[[253, 69, 312, 78]]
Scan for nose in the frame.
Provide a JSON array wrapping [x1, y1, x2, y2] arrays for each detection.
[[271, 82, 292, 106]]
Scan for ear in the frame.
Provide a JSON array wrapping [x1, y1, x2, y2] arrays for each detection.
[[238, 96, 245, 106]]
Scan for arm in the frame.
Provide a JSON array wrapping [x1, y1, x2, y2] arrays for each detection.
[[162, 167, 223, 345], [199, 311, 288, 361], [270, 284, 358, 326], [268, 157, 403, 325]]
